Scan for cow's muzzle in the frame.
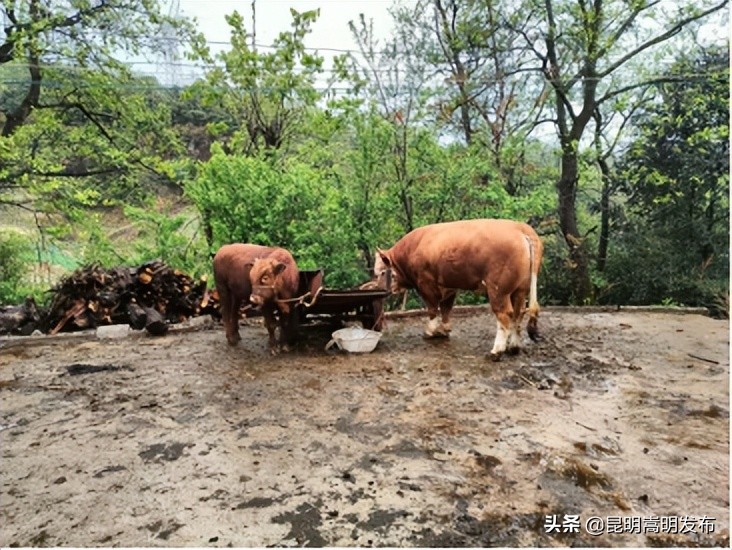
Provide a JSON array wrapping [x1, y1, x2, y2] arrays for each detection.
[[251, 285, 276, 305]]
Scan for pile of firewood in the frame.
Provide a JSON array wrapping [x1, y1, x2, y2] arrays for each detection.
[[33, 260, 217, 335]]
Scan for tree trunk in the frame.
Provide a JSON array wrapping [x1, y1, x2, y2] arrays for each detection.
[[557, 144, 592, 303], [597, 156, 611, 272], [2, 57, 41, 137], [2, 0, 42, 137]]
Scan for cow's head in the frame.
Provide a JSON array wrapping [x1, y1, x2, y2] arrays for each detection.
[[249, 258, 288, 306], [374, 248, 404, 293]]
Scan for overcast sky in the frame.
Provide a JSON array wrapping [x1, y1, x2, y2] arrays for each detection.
[[178, 0, 394, 50], [153, 0, 396, 85]]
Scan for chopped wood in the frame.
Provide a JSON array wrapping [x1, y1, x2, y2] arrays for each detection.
[[49, 299, 86, 336], [127, 302, 147, 331], [143, 306, 168, 336], [0, 297, 41, 336], [199, 288, 210, 310], [19, 260, 220, 336]]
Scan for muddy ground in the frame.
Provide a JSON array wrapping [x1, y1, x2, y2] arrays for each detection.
[[0, 308, 729, 547]]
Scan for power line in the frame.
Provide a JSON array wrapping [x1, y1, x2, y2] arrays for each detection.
[[0, 72, 724, 95], [0, 68, 724, 85], [4, 60, 726, 80], [0, 61, 440, 77], [201, 40, 370, 55], [0, 78, 361, 93]]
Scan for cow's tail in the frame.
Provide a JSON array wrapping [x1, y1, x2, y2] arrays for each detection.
[[525, 233, 541, 342]]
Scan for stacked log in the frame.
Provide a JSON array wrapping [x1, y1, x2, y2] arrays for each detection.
[[36, 260, 217, 335], [0, 297, 41, 336]]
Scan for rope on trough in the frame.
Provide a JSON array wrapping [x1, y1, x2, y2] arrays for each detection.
[[275, 292, 310, 305], [303, 286, 323, 308], [276, 286, 323, 308]]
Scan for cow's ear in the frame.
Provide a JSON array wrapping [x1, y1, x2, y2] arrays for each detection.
[[273, 262, 287, 276], [376, 248, 391, 267]]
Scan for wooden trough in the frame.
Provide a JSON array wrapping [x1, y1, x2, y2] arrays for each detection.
[[287, 269, 391, 331]]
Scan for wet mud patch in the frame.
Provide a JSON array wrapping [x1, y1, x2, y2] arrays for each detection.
[[138, 441, 193, 463], [63, 363, 132, 376], [142, 519, 185, 541], [412, 510, 570, 547], [0, 310, 728, 547], [272, 502, 327, 547], [235, 496, 280, 509]]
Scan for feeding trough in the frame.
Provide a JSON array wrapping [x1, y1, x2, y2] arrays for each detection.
[[292, 269, 391, 331]]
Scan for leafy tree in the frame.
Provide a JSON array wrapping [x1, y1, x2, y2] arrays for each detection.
[[0, 1, 203, 287], [514, 0, 728, 302], [389, 0, 544, 185], [345, 12, 437, 233], [187, 8, 328, 156], [1, 0, 198, 134], [0, 1, 200, 213], [185, 147, 366, 287], [605, 46, 729, 312], [320, 107, 401, 268]]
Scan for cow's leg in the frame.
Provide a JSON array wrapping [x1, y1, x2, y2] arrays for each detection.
[[506, 289, 528, 355], [220, 287, 241, 346], [419, 287, 446, 339], [279, 312, 298, 352], [262, 305, 279, 354], [487, 291, 514, 361], [437, 291, 457, 336]]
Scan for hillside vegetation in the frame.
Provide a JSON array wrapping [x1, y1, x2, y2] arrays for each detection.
[[0, 1, 728, 315]]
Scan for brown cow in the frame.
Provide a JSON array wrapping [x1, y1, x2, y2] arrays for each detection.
[[212, 244, 300, 352], [248, 248, 301, 352], [374, 219, 543, 360]]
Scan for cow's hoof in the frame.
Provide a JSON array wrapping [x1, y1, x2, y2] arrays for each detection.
[[269, 347, 280, 356], [423, 330, 450, 339], [489, 352, 503, 362], [226, 336, 241, 346], [527, 322, 541, 342], [506, 346, 521, 356]]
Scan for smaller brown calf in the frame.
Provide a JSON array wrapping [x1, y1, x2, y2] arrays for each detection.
[[212, 243, 300, 352], [248, 250, 301, 352]]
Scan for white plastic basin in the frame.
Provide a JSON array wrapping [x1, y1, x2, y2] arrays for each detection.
[[326, 326, 382, 353]]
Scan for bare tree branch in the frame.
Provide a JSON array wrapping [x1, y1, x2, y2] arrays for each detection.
[[598, 0, 728, 78]]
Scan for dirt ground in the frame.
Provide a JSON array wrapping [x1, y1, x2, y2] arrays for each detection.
[[0, 308, 729, 547]]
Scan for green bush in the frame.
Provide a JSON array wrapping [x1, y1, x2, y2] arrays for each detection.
[[600, 226, 729, 315], [185, 149, 368, 288], [124, 205, 210, 278], [0, 231, 43, 305]]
